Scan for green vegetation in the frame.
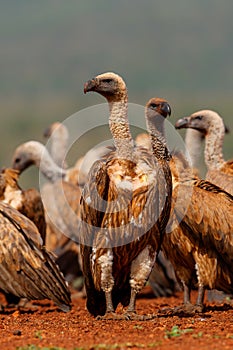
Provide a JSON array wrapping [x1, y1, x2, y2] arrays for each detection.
[[15, 343, 162, 350], [16, 346, 70, 350], [34, 331, 43, 340], [164, 325, 193, 339]]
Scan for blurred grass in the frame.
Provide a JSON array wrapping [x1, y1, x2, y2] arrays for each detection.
[[0, 0, 232, 188]]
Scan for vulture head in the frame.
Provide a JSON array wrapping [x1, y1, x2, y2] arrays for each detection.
[[145, 97, 171, 137], [146, 97, 171, 119], [84, 72, 127, 101], [12, 141, 43, 172], [43, 122, 69, 140], [175, 110, 225, 136]]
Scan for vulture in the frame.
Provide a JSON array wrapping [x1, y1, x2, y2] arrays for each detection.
[[144, 99, 198, 309], [0, 168, 46, 244], [0, 201, 71, 311], [11, 141, 82, 282], [175, 110, 233, 195], [80, 72, 172, 320], [11, 140, 81, 248], [146, 99, 233, 314], [43, 121, 176, 298], [173, 169, 233, 312]]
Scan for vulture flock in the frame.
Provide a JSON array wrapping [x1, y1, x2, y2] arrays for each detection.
[[0, 71, 231, 320]]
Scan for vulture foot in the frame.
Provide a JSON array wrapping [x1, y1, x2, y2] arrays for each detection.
[[159, 302, 204, 316], [123, 311, 156, 321], [96, 312, 156, 321], [96, 312, 124, 320]]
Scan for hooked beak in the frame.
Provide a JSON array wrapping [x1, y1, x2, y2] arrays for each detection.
[[175, 117, 189, 129], [161, 102, 171, 117], [43, 126, 52, 138], [84, 79, 97, 94]]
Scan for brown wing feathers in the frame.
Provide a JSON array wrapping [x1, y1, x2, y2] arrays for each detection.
[[0, 203, 71, 311]]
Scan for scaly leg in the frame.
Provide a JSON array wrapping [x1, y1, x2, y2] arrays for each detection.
[[123, 246, 156, 320]]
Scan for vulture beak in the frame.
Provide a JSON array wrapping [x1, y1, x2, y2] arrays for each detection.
[[84, 79, 97, 94], [161, 103, 171, 117], [43, 126, 52, 138], [224, 124, 230, 134], [175, 117, 189, 129]]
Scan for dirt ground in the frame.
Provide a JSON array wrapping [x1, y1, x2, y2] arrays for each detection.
[[0, 287, 233, 350]]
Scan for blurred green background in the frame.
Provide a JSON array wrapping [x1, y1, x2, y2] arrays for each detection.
[[0, 0, 232, 187]]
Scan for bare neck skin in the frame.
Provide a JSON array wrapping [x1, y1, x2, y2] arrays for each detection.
[[185, 129, 203, 169], [146, 115, 171, 162], [50, 128, 69, 168], [23, 142, 66, 182], [204, 118, 225, 170], [108, 96, 134, 161]]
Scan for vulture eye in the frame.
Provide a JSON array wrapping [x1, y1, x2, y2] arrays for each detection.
[[150, 103, 158, 109], [14, 158, 21, 163], [195, 115, 203, 120], [102, 79, 113, 84]]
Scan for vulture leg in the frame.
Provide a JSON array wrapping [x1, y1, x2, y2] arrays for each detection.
[[173, 285, 205, 315], [159, 282, 194, 316], [123, 247, 156, 320], [183, 283, 191, 304], [96, 291, 120, 320], [123, 289, 155, 320], [168, 284, 205, 316], [195, 285, 205, 312], [96, 250, 122, 320]]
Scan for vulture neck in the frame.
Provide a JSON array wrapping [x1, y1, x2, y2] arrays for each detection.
[[146, 115, 171, 162], [204, 119, 225, 170], [108, 95, 134, 161], [185, 129, 203, 169], [50, 128, 69, 168], [31, 143, 66, 182]]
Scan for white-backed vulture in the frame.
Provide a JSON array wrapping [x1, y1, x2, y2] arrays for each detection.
[[43, 122, 177, 298], [11, 140, 81, 245], [175, 110, 233, 195], [0, 201, 71, 311], [173, 171, 233, 312], [144, 98, 197, 308], [0, 168, 46, 245], [11, 141, 82, 282], [146, 99, 233, 314], [80, 72, 172, 320]]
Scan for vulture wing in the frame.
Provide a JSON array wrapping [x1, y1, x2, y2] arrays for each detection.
[[175, 180, 233, 265], [80, 159, 110, 317], [0, 202, 71, 312]]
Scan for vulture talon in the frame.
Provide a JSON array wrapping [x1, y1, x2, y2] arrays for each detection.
[[123, 312, 156, 321], [163, 302, 204, 316], [96, 312, 124, 321]]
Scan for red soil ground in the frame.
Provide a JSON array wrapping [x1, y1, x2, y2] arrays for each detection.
[[0, 287, 233, 350]]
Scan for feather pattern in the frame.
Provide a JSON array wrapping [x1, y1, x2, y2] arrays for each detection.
[[80, 74, 172, 319], [0, 202, 71, 312]]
